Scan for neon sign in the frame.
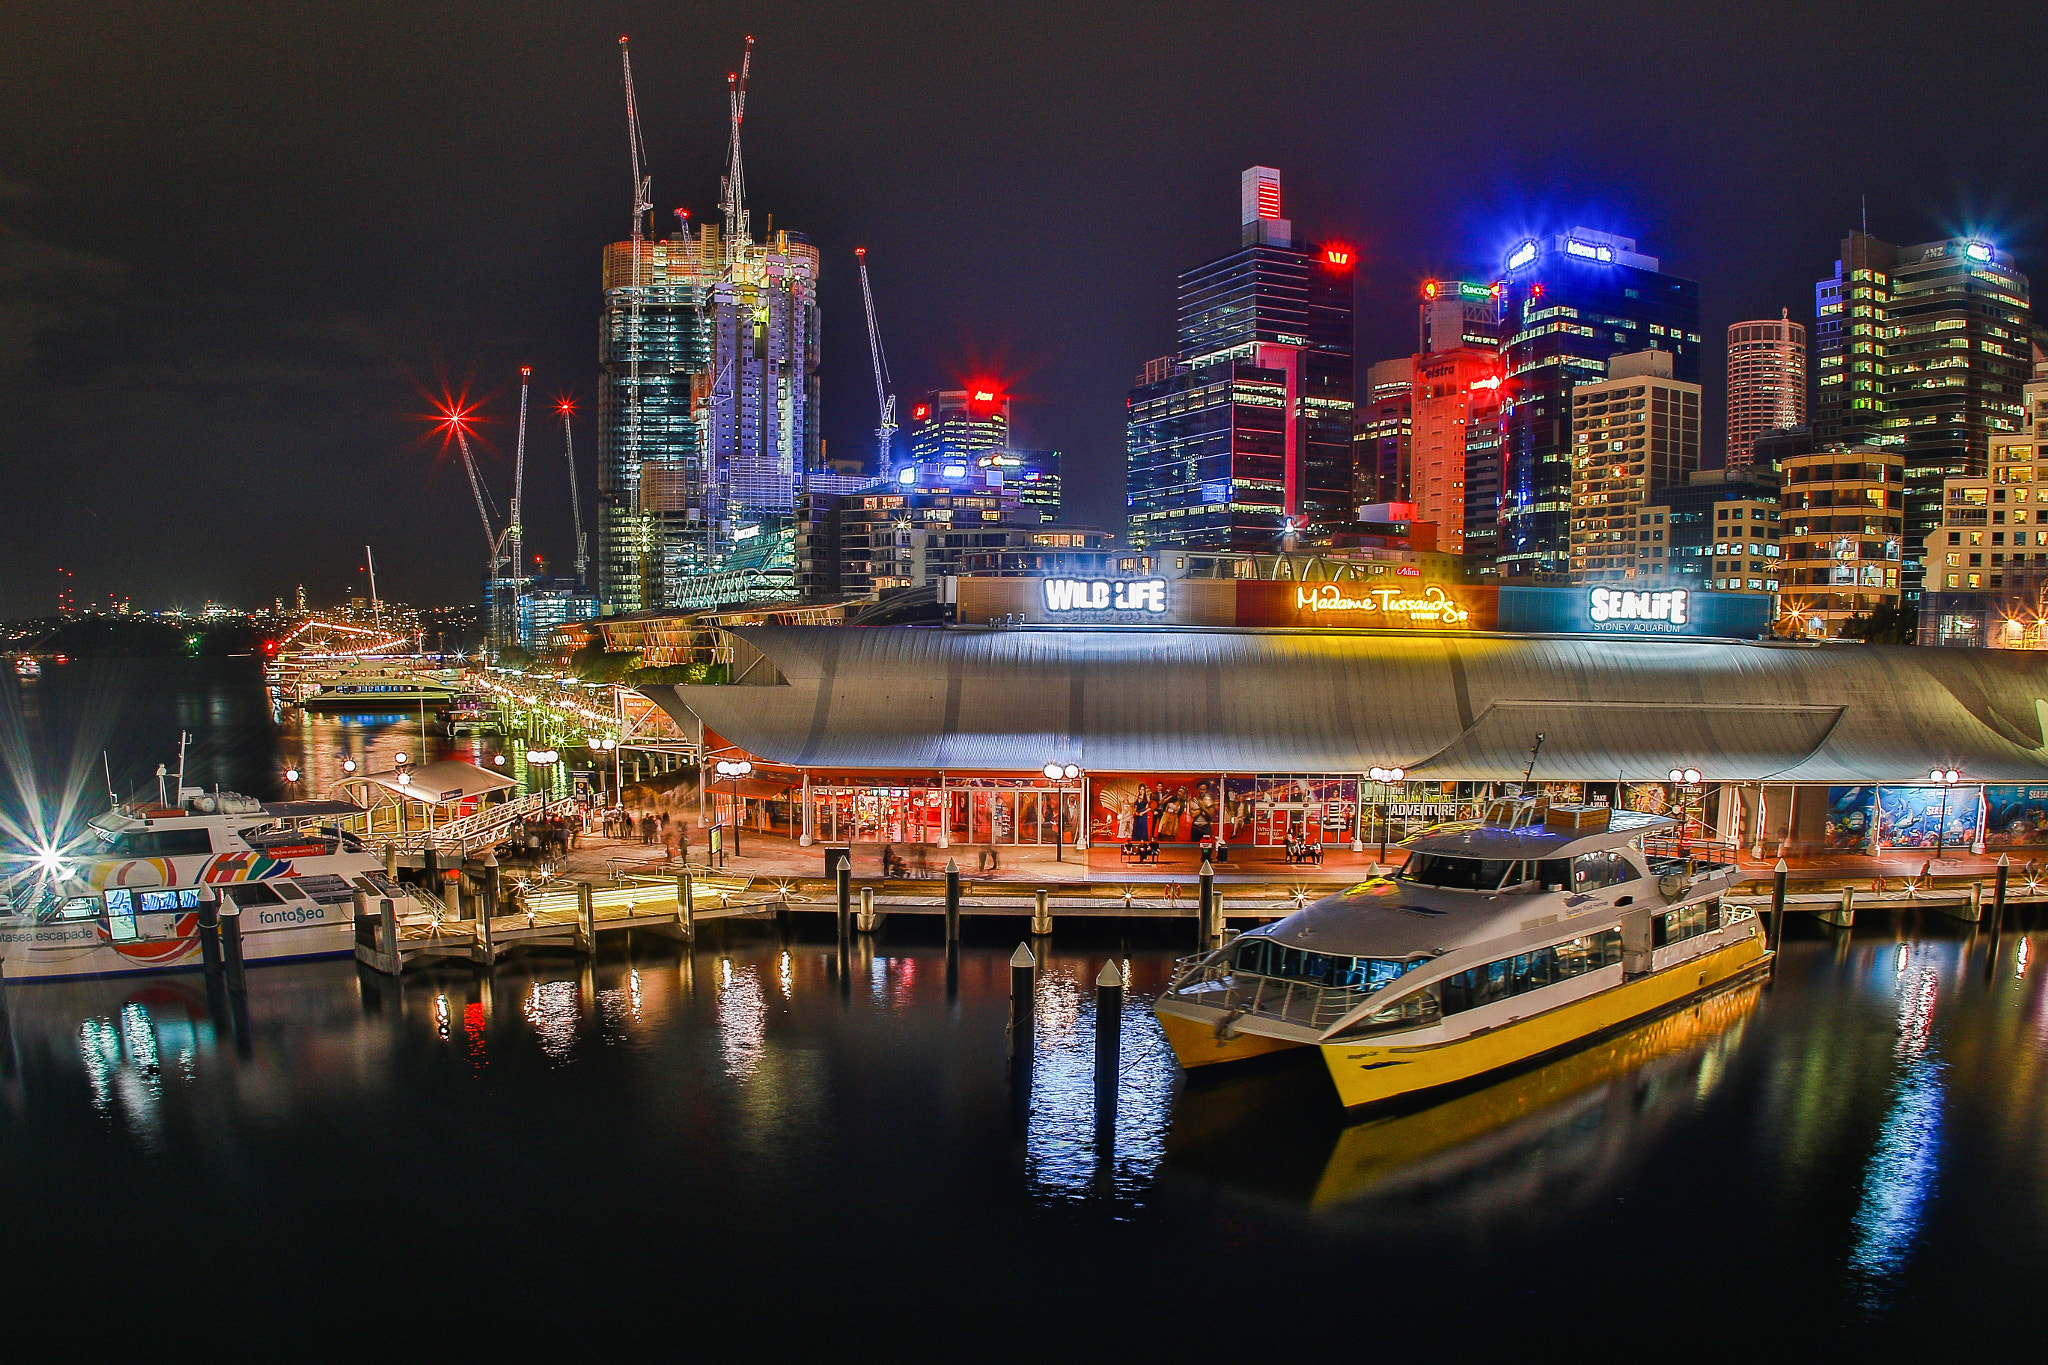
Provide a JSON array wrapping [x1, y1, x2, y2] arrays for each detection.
[[1043, 579, 1167, 613], [1588, 587, 1688, 626], [1506, 240, 1538, 270], [1293, 583, 1471, 627]]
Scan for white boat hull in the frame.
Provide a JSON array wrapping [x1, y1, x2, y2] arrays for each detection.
[[0, 898, 360, 982]]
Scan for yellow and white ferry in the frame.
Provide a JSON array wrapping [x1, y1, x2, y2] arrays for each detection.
[[1155, 795, 1769, 1109]]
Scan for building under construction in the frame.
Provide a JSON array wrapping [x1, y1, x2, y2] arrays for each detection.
[[598, 39, 822, 615]]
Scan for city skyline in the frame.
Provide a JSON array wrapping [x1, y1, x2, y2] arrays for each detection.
[[2, 1, 2044, 615]]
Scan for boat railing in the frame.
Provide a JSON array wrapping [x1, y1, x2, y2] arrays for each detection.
[[1641, 835, 1740, 867], [1166, 960, 1365, 1030], [363, 791, 579, 857]]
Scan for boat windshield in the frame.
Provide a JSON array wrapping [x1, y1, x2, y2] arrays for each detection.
[[1398, 853, 1518, 891], [1231, 937, 1427, 993]]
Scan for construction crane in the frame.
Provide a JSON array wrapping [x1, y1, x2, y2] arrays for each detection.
[[504, 366, 530, 652], [558, 396, 589, 584], [439, 397, 508, 653], [619, 36, 651, 597], [855, 247, 897, 472], [720, 35, 754, 255]]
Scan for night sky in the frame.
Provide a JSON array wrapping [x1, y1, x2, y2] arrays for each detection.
[[3, 1, 2042, 617]]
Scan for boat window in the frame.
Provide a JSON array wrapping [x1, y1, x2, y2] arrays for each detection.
[[1439, 930, 1624, 1015], [102, 828, 214, 858], [1571, 852, 1638, 891], [102, 888, 138, 941], [1399, 854, 1518, 890], [224, 882, 285, 906], [1535, 858, 1572, 891], [1653, 898, 1721, 947], [1231, 938, 1424, 993]]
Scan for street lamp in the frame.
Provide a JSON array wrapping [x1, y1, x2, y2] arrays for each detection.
[[1928, 767, 1961, 861], [1042, 762, 1080, 862], [591, 736, 619, 807], [1667, 767, 1703, 847], [1369, 766, 1406, 867], [716, 758, 753, 855], [527, 747, 560, 800]]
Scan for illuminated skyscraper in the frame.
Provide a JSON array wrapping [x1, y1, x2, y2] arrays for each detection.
[[907, 389, 1010, 465], [1725, 311, 1806, 473], [1126, 167, 1354, 551], [1354, 357, 1413, 506], [1497, 228, 1700, 581], [598, 222, 819, 612], [1813, 231, 2030, 599], [1566, 350, 1702, 585]]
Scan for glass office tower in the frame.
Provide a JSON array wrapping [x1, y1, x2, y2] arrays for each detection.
[[1496, 228, 1700, 581]]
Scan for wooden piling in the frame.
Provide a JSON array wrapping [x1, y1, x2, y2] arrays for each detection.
[[1770, 859, 1788, 956], [578, 881, 596, 953], [1008, 942, 1036, 1064], [836, 856, 852, 944], [678, 870, 695, 941], [219, 902, 248, 995], [945, 860, 961, 945], [1198, 860, 1216, 947], [1094, 959, 1122, 1093], [477, 853, 499, 964]]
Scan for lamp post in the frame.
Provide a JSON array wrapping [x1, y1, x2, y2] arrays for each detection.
[[1042, 763, 1080, 862], [588, 736, 619, 807], [1928, 767, 1961, 861], [716, 758, 753, 854], [1369, 766, 1406, 867], [1666, 767, 1703, 848], [527, 747, 560, 801]]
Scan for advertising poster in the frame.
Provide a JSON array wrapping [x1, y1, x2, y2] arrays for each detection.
[[1824, 786, 1876, 851], [1221, 776, 1360, 846], [1622, 783, 1674, 816], [1983, 785, 2048, 849], [1876, 785, 1982, 851], [1091, 774, 1226, 845]]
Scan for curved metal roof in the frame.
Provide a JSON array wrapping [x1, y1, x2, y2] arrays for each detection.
[[642, 626, 2048, 783]]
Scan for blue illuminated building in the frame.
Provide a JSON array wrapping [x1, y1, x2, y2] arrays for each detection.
[[1496, 229, 1700, 581]]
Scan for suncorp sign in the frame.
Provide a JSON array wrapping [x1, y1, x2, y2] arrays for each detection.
[[1043, 578, 1167, 614], [1587, 587, 1688, 628]]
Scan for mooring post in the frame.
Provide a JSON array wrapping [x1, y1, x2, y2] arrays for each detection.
[[479, 852, 499, 963], [858, 885, 877, 933], [1198, 860, 1216, 948], [378, 896, 399, 972], [945, 859, 962, 945], [677, 870, 695, 941], [1770, 859, 1788, 955], [1008, 941, 1036, 1065], [578, 881, 596, 953], [219, 900, 248, 995], [1990, 854, 2010, 971], [196, 885, 224, 980], [836, 854, 852, 944], [1032, 888, 1052, 936], [422, 846, 439, 897], [1094, 959, 1122, 1095]]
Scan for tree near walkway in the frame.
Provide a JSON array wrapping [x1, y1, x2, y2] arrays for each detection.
[[569, 643, 642, 683], [1841, 600, 1918, 645]]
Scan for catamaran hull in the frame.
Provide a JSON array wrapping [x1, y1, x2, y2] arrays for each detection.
[[1153, 1004, 1313, 1069], [1319, 935, 1771, 1109], [0, 916, 355, 983]]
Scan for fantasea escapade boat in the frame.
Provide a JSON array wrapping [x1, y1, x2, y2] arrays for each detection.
[[1154, 793, 1769, 1108], [2, 745, 426, 982]]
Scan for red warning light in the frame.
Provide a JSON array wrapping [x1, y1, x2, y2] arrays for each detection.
[[556, 397, 576, 415], [1532, 282, 1546, 299], [520, 366, 532, 378]]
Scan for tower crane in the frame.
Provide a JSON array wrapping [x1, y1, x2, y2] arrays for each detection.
[[504, 367, 530, 651], [619, 37, 651, 597], [720, 36, 754, 255], [559, 397, 589, 584], [855, 247, 897, 472]]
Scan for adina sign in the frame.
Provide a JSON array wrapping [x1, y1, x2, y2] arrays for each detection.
[[1587, 587, 1688, 627], [1043, 579, 1167, 613]]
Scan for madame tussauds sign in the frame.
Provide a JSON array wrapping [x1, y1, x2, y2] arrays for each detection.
[[1291, 582, 1472, 627]]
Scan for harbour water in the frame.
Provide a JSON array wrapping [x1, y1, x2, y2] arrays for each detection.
[[5, 662, 2048, 1355]]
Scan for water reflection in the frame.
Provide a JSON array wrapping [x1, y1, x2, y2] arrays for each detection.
[[1024, 957, 1177, 1205], [1846, 947, 1947, 1307], [1167, 982, 1761, 1221], [718, 958, 767, 1079]]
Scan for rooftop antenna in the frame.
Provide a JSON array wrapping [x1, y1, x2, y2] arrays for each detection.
[[364, 545, 381, 628], [102, 751, 116, 809], [1861, 193, 1867, 235], [174, 730, 190, 803]]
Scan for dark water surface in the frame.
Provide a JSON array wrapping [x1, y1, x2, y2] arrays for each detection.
[[5, 663, 2048, 1358]]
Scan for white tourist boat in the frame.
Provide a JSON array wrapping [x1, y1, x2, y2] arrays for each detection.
[[295, 660, 462, 710], [2, 782, 424, 983], [1154, 795, 1769, 1108]]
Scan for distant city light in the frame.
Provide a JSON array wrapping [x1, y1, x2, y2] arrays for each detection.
[[1966, 241, 1992, 261], [1422, 280, 1439, 299]]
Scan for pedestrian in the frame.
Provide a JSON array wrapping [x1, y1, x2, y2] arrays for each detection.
[[663, 826, 679, 862], [986, 843, 1000, 874], [677, 824, 691, 866]]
